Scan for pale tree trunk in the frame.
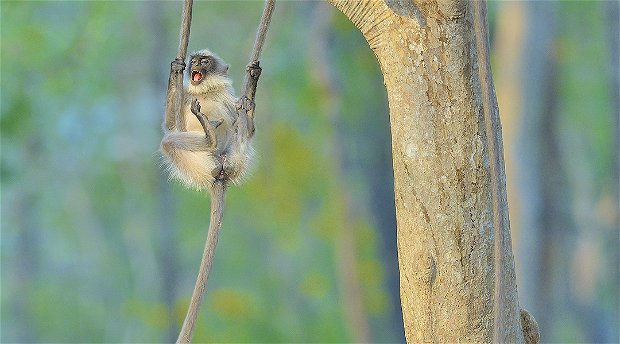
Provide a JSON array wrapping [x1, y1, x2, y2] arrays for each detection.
[[327, 1, 525, 342]]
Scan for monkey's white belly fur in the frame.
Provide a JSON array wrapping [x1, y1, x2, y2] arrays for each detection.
[[164, 145, 218, 190]]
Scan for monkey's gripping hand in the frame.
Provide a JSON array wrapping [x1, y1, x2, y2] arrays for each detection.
[[191, 98, 223, 150], [247, 60, 262, 80], [237, 61, 261, 113], [171, 58, 186, 74]]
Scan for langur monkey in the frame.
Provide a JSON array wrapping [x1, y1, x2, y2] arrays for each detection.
[[160, 49, 257, 343], [161, 49, 254, 189]]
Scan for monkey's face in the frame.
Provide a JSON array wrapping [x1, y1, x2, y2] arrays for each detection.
[[189, 54, 228, 86]]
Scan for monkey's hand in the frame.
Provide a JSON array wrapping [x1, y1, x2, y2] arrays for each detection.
[[191, 98, 201, 116], [171, 58, 186, 74], [247, 61, 262, 80]]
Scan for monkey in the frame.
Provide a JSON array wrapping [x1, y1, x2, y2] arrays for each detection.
[[160, 49, 259, 343], [160, 1, 273, 342], [160, 49, 254, 190]]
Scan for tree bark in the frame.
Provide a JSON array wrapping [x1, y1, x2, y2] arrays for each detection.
[[327, 1, 523, 342]]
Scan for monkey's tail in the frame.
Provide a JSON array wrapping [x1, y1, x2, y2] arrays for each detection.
[[177, 180, 226, 343]]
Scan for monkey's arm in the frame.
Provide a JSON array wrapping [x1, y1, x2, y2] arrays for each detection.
[[191, 99, 223, 150], [162, 98, 222, 153], [164, 58, 187, 131]]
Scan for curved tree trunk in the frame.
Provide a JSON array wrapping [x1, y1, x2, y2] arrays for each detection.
[[327, 0, 523, 342]]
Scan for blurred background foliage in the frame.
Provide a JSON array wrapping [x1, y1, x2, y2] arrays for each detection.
[[1, 1, 617, 343]]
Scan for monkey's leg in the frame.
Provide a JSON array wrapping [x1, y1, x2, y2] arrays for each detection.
[[164, 58, 187, 131], [161, 132, 213, 152], [160, 132, 223, 183], [221, 140, 253, 184]]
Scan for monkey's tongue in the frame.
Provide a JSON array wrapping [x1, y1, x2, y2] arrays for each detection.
[[192, 71, 203, 82]]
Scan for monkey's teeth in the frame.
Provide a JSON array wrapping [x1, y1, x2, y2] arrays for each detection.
[[192, 71, 203, 82]]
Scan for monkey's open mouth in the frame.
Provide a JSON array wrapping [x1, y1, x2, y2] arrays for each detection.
[[192, 70, 204, 82]]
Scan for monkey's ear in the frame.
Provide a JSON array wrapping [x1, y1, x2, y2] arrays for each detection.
[[225, 64, 230, 73]]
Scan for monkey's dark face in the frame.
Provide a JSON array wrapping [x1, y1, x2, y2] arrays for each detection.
[[189, 54, 228, 86]]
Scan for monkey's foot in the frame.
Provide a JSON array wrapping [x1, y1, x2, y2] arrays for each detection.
[[207, 154, 234, 182], [221, 154, 236, 181], [211, 156, 225, 181], [234, 97, 255, 139], [236, 96, 255, 113]]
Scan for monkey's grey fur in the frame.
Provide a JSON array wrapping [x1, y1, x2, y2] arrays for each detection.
[[160, 49, 254, 190]]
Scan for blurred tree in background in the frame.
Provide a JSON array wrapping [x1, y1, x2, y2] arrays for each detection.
[[1, 1, 617, 343], [494, 1, 619, 342]]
